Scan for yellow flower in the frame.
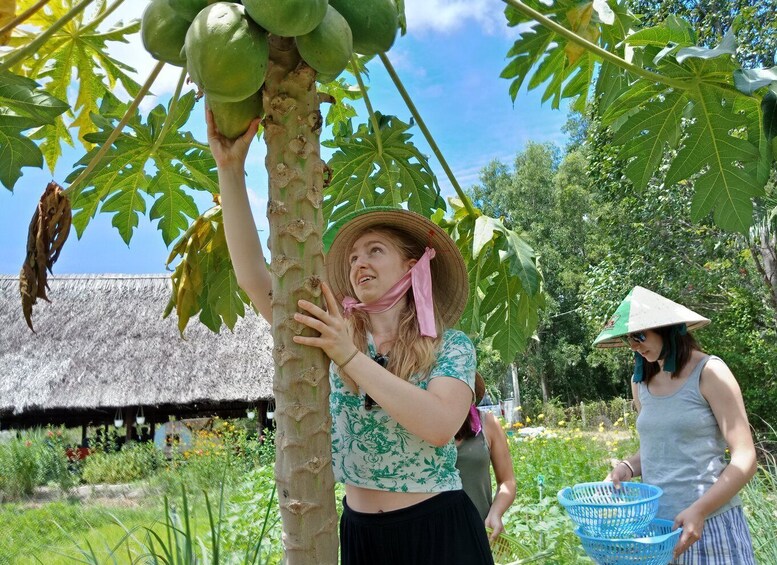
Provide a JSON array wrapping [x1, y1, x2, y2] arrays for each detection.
[[525, 416, 532, 424], [558, 420, 566, 427], [537, 413, 544, 420]]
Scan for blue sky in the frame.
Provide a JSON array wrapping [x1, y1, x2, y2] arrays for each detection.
[[0, 0, 570, 275]]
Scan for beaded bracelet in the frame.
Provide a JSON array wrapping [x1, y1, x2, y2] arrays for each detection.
[[619, 459, 635, 477]]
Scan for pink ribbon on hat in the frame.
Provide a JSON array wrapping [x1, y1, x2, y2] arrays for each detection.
[[469, 405, 482, 435], [342, 247, 437, 337]]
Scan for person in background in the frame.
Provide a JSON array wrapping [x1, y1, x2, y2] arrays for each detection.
[[208, 112, 493, 564], [455, 372, 516, 542], [595, 286, 757, 564]]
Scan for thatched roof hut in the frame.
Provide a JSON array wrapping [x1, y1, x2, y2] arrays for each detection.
[[0, 274, 274, 430]]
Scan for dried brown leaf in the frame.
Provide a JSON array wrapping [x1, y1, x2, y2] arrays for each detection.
[[19, 181, 72, 331]]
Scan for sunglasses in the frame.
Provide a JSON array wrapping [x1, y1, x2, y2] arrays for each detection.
[[621, 332, 647, 346], [364, 353, 388, 411]]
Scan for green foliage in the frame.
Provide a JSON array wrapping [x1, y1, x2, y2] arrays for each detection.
[[0, 427, 76, 500], [502, 0, 637, 111], [503, 1, 774, 233], [445, 198, 545, 362], [164, 206, 251, 334], [0, 71, 68, 190], [65, 91, 217, 245], [82, 442, 164, 485], [4, 0, 142, 170], [323, 113, 444, 225]]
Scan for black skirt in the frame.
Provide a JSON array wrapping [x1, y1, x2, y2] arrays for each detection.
[[340, 490, 494, 565]]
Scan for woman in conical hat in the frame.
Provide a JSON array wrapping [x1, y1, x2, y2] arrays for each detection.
[[595, 286, 757, 564], [208, 113, 493, 563]]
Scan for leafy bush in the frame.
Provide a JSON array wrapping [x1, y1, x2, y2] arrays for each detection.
[[82, 442, 163, 484], [0, 435, 40, 499]]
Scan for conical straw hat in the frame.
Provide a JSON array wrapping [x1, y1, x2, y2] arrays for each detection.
[[323, 206, 469, 329], [593, 286, 710, 348]]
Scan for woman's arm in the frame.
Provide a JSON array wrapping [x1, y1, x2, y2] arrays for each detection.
[[606, 380, 641, 487], [483, 412, 516, 541], [206, 109, 273, 323], [671, 358, 757, 559], [293, 282, 472, 446]]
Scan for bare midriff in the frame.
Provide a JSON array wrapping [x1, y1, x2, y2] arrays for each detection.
[[345, 484, 441, 513]]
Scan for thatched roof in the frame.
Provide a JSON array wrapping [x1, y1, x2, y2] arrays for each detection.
[[0, 274, 274, 427]]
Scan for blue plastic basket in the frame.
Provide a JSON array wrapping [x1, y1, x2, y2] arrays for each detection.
[[575, 518, 682, 565], [557, 481, 662, 537]]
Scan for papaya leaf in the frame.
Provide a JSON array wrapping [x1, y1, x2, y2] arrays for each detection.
[[446, 199, 543, 362], [323, 113, 444, 225], [317, 77, 363, 130], [0, 71, 68, 189], [623, 15, 696, 48], [763, 88, 777, 144], [734, 66, 777, 96], [6, 0, 141, 170], [675, 29, 736, 64], [600, 35, 766, 232], [65, 92, 218, 245], [501, 0, 637, 110], [611, 89, 687, 190], [164, 206, 249, 334]]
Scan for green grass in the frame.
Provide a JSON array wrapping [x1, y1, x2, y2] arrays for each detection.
[[0, 500, 161, 564], [1, 425, 773, 565]]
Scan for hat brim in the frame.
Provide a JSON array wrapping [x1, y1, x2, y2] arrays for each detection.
[[593, 286, 710, 348], [324, 207, 469, 329]]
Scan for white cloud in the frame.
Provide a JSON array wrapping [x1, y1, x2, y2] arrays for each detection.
[[404, 0, 507, 35]]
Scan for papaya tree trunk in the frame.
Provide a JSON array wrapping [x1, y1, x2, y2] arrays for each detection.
[[263, 36, 338, 564]]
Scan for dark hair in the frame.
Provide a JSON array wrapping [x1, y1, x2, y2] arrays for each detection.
[[455, 409, 479, 441], [642, 327, 702, 384]]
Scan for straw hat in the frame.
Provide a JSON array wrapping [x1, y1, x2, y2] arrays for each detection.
[[593, 286, 710, 348], [323, 206, 469, 329], [474, 371, 486, 405]]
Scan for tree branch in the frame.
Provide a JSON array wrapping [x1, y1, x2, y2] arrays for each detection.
[[501, 0, 690, 91], [379, 52, 478, 217], [66, 60, 165, 196]]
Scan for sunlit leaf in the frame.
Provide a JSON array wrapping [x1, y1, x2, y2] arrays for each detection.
[[0, 71, 68, 189], [6, 0, 141, 169], [323, 113, 444, 225], [65, 91, 218, 244]]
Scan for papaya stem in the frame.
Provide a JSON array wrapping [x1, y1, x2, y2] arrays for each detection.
[[0, 0, 51, 39], [81, 0, 126, 34], [0, 0, 96, 72], [351, 57, 383, 157], [502, 0, 690, 91], [67, 60, 165, 196], [150, 67, 188, 156], [378, 52, 478, 218]]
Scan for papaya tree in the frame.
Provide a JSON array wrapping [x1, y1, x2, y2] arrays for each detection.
[[1, 0, 542, 562], [2, 0, 774, 563]]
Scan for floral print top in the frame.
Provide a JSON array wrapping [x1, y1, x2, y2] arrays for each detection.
[[329, 329, 476, 492]]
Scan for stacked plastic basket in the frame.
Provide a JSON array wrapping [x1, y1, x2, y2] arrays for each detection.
[[557, 482, 682, 565]]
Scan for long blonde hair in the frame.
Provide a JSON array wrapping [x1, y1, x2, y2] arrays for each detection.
[[345, 227, 445, 382]]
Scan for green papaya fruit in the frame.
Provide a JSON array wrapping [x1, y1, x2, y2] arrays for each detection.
[[296, 6, 352, 81], [208, 90, 264, 139], [141, 0, 191, 67], [242, 0, 328, 37], [327, 0, 397, 56], [184, 3, 269, 103], [168, 0, 211, 22]]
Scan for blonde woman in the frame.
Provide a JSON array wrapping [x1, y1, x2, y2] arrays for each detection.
[[208, 114, 493, 564]]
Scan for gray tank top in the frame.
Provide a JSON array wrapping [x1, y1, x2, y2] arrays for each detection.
[[455, 411, 493, 521], [637, 355, 741, 520]]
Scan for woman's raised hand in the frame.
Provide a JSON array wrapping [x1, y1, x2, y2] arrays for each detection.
[[293, 281, 357, 366], [205, 107, 260, 169]]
